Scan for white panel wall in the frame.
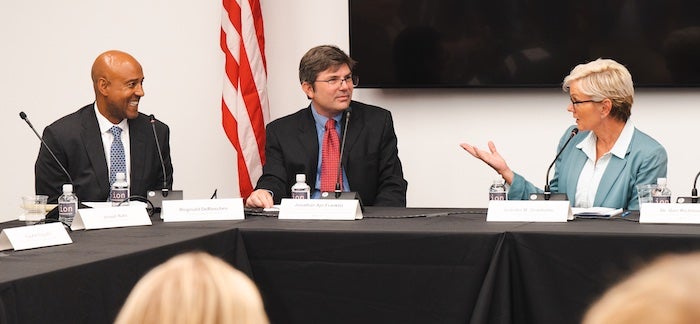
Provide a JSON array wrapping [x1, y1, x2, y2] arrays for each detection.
[[1, 1, 698, 222]]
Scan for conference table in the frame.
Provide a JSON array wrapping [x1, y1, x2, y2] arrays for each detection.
[[1, 207, 699, 324]]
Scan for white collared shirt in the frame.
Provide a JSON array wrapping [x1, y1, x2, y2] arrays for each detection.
[[574, 121, 635, 207], [94, 103, 131, 181]]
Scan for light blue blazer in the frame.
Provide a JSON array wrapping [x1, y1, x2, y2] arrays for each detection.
[[508, 125, 667, 210]]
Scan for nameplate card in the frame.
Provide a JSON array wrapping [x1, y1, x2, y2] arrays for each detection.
[[0, 222, 72, 251], [278, 199, 363, 220], [487, 200, 571, 222], [161, 198, 244, 222], [640, 203, 700, 224], [71, 206, 151, 230]]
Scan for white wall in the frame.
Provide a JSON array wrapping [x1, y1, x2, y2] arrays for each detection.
[[2, 1, 699, 222]]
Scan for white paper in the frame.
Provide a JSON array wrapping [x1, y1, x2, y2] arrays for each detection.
[[487, 200, 571, 222], [0, 223, 72, 251], [278, 199, 362, 220], [161, 198, 244, 222], [572, 207, 623, 217]]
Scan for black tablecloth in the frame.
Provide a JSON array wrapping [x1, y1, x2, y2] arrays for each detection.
[[1, 208, 699, 324], [0, 221, 251, 324]]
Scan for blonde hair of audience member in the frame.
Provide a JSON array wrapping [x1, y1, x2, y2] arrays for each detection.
[[115, 252, 268, 324], [562, 58, 634, 123], [582, 252, 700, 324]]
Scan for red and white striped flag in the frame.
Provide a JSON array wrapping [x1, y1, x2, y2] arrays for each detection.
[[220, 0, 269, 198]]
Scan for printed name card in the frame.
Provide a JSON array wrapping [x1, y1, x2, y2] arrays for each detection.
[[0, 222, 72, 251], [71, 205, 152, 230], [278, 199, 363, 220], [640, 203, 700, 224], [161, 198, 244, 222], [487, 200, 571, 222]]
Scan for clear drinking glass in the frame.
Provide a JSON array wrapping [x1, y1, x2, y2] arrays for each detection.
[[21, 195, 48, 225], [636, 184, 656, 205]]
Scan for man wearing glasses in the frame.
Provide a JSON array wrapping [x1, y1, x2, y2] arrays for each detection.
[[245, 45, 407, 208]]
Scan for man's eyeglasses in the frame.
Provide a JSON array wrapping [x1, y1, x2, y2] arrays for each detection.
[[314, 75, 359, 87]]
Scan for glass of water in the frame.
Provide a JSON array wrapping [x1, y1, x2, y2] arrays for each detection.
[[21, 195, 48, 225]]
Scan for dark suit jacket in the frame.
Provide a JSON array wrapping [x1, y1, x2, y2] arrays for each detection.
[[35, 104, 173, 203], [256, 101, 407, 206]]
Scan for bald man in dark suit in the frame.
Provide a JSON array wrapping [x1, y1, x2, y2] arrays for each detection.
[[35, 50, 173, 203]]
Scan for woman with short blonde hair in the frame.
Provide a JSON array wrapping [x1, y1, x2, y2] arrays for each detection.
[[462, 58, 667, 210]]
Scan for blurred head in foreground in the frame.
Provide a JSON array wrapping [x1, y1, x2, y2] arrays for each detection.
[[115, 252, 268, 324], [582, 252, 700, 324]]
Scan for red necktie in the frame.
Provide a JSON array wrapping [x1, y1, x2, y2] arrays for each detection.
[[321, 118, 341, 192]]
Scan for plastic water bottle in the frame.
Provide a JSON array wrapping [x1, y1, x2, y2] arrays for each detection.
[[489, 179, 507, 201], [58, 184, 78, 225], [291, 174, 310, 199], [110, 172, 130, 206], [652, 178, 672, 203]]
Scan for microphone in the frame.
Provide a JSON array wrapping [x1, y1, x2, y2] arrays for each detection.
[[20, 111, 73, 185], [147, 115, 182, 213], [320, 108, 363, 210], [677, 171, 700, 203], [335, 109, 351, 198], [542, 127, 578, 200], [150, 114, 168, 197], [692, 172, 700, 203], [21, 111, 79, 221]]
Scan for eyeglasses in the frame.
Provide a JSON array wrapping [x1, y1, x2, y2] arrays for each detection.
[[313, 75, 359, 87], [570, 99, 600, 106]]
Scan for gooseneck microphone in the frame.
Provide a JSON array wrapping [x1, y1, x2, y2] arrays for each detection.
[[690, 171, 700, 203], [20, 111, 73, 184], [150, 114, 169, 197], [335, 109, 351, 198], [543, 127, 579, 200]]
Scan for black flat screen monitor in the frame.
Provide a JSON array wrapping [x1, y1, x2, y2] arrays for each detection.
[[349, 0, 700, 88]]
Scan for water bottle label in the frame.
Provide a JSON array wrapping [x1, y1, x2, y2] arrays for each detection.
[[111, 189, 129, 203], [652, 195, 671, 203], [489, 192, 507, 200], [58, 202, 75, 217], [291, 191, 309, 199]]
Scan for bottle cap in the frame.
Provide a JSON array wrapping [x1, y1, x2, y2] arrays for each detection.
[[116, 172, 126, 180], [296, 174, 306, 182], [62, 183, 73, 193], [657, 178, 667, 186]]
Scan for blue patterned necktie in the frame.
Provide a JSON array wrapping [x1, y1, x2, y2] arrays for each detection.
[[109, 126, 126, 185]]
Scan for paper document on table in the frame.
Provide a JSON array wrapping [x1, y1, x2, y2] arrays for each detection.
[[572, 207, 623, 218]]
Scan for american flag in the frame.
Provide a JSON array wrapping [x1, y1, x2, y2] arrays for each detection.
[[220, 0, 269, 198]]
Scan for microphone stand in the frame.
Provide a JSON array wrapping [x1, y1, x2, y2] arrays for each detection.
[[150, 115, 169, 197], [542, 128, 578, 200], [691, 172, 699, 203], [19, 112, 74, 185], [335, 109, 351, 198], [320, 108, 363, 210], [20, 111, 77, 221]]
